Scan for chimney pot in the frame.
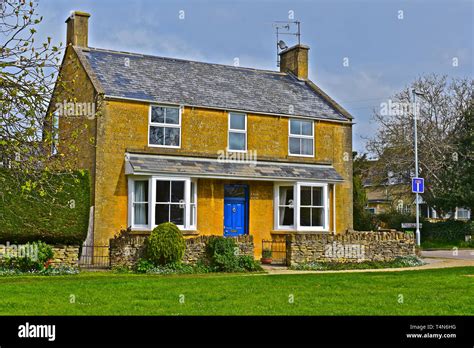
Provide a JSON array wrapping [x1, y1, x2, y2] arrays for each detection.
[[279, 44, 310, 80], [66, 11, 90, 47]]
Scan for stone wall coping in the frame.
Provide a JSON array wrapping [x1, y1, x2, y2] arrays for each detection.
[[271, 230, 333, 235], [116, 230, 199, 236]]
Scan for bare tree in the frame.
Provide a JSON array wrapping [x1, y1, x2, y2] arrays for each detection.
[[366, 74, 474, 215]]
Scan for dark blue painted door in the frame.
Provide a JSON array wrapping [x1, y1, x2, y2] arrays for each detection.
[[224, 185, 247, 236]]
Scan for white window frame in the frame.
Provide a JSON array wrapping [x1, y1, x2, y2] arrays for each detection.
[[365, 207, 376, 214], [296, 183, 329, 231], [288, 118, 314, 157], [148, 105, 182, 148], [273, 183, 296, 230], [129, 177, 151, 230], [274, 182, 329, 232], [227, 112, 247, 153], [455, 207, 471, 220], [128, 176, 197, 231]]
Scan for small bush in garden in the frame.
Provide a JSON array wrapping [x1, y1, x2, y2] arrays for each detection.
[[135, 259, 155, 273], [0, 264, 79, 276], [376, 211, 419, 230], [289, 256, 425, 271], [145, 262, 209, 275], [145, 222, 185, 265], [205, 236, 261, 272], [4, 241, 54, 271], [392, 255, 425, 267], [238, 255, 263, 272], [39, 265, 80, 276], [206, 236, 242, 272]]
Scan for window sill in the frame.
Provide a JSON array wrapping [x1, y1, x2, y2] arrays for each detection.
[[271, 230, 332, 235], [130, 229, 199, 236], [147, 144, 181, 149], [227, 149, 247, 153], [288, 154, 315, 158], [129, 228, 199, 236]]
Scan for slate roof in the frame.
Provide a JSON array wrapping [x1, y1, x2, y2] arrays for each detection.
[[125, 153, 344, 182], [77, 47, 350, 122]]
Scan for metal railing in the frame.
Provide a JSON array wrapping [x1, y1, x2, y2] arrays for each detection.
[[262, 239, 287, 265], [79, 245, 110, 269]]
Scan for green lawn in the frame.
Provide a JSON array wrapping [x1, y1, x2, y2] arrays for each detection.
[[0, 267, 473, 315]]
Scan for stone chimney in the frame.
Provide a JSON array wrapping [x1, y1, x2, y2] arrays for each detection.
[[65, 11, 90, 47], [279, 44, 310, 80]]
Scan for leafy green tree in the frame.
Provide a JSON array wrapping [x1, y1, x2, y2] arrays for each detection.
[[353, 152, 376, 230], [431, 105, 473, 217], [0, 1, 95, 235]]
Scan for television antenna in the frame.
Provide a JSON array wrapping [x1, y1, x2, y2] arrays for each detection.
[[272, 21, 301, 67]]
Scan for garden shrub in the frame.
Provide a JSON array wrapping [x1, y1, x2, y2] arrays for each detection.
[[135, 258, 155, 273], [238, 255, 262, 272], [1, 241, 54, 271], [376, 211, 420, 230], [0, 169, 90, 244], [0, 264, 79, 276], [206, 236, 241, 272], [145, 222, 185, 265], [290, 256, 425, 271], [205, 236, 262, 272]]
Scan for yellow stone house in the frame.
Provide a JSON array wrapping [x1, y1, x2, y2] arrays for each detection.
[[51, 11, 354, 258]]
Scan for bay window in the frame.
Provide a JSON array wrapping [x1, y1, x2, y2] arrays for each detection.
[[129, 176, 196, 230], [274, 182, 329, 231], [132, 180, 149, 227], [300, 186, 324, 227], [278, 186, 294, 228]]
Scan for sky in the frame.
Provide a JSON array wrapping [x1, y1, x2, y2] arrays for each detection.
[[34, 0, 473, 152]]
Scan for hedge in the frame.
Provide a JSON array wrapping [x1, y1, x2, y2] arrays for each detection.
[[376, 211, 417, 230], [421, 220, 474, 243], [377, 211, 473, 243], [0, 169, 90, 244]]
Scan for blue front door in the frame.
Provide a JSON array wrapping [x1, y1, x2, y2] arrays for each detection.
[[224, 185, 248, 236]]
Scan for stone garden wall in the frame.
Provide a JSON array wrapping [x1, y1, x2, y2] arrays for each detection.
[[286, 230, 415, 266], [51, 245, 80, 266], [0, 244, 79, 267], [109, 234, 254, 268]]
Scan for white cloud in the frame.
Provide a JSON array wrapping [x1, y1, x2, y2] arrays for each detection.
[[315, 69, 399, 153]]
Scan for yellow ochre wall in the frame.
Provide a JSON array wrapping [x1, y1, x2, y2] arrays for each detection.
[[55, 52, 354, 256], [87, 99, 353, 255]]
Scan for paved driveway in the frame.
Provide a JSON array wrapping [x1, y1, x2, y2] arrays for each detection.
[[421, 249, 474, 260]]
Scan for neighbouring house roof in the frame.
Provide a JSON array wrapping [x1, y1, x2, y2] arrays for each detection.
[[76, 46, 351, 122], [125, 153, 344, 182]]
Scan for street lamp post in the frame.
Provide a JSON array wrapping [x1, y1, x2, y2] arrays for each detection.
[[412, 89, 423, 246]]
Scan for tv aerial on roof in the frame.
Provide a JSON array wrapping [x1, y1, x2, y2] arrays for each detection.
[[272, 20, 301, 67], [278, 40, 288, 50]]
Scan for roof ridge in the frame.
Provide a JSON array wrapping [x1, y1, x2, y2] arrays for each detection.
[[83, 46, 288, 75]]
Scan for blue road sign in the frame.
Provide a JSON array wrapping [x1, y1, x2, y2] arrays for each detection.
[[412, 177, 424, 193]]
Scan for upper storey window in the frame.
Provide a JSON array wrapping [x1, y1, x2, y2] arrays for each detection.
[[289, 118, 314, 157], [149, 105, 181, 148], [228, 112, 247, 152]]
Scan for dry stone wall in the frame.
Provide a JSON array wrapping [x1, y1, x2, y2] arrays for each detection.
[[286, 230, 415, 266], [109, 234, 254, 268], [0, 244, 79, 267]]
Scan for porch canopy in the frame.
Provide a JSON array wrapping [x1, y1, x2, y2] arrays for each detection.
[[125, 153, 344, 182]]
